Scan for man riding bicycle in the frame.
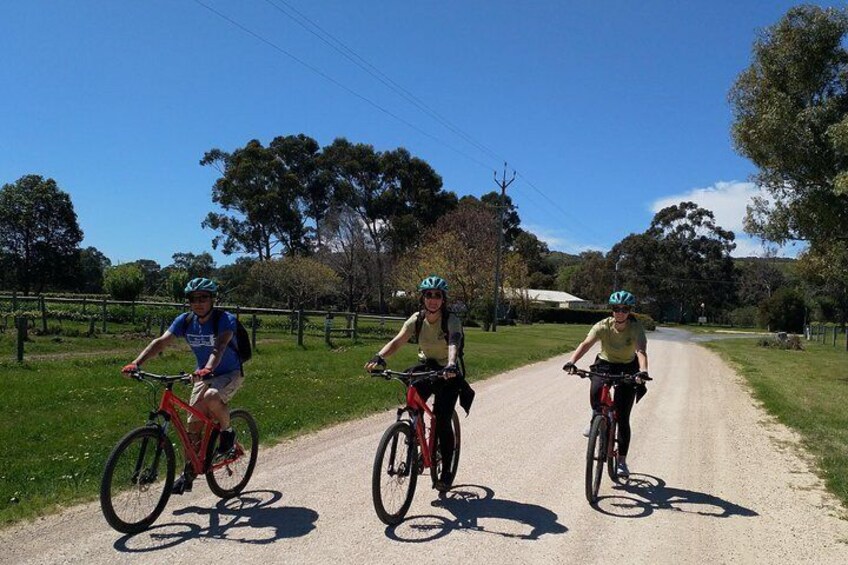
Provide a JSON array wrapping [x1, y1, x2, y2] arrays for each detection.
[[121, 277, 245, 494], [364, 275, 470, 492], [563, 290, 649, 478]]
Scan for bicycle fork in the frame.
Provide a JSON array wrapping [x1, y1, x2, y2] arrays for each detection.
[[387, 413, 417, 478]]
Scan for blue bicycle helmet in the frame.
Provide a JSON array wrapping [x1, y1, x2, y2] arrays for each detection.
[[184, 277, 218, 296], [609, 290, 636, 306], [418, 275, 448, 295]]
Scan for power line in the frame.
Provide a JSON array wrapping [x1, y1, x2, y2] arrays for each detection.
[[191, 0, 495, 172], [262, 0, 506, 167], [194, 0, 606, 254]]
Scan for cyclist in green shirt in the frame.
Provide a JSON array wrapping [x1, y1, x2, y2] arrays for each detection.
[[563, 290, 650, 478], [365, 275, 467, 491]]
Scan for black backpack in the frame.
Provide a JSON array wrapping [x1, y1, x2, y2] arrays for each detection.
[[182, 308, 252, 365], [413, 309, 466, 376]]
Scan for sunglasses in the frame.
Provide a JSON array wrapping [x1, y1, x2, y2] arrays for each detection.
[[188, 294, 212, 304], [423, 291, 444, 300], [612, 306, 631, 313]]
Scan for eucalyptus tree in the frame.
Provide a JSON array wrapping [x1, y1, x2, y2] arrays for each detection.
[[0, 175, 83, 294]]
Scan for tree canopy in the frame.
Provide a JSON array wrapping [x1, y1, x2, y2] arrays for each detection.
[[0, 175, 83, 294], [730, 5, 848, 244]]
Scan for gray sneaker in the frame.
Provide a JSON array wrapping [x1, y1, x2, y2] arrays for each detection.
[[582, 424, 591, 438], [616, 462, 630, 478]]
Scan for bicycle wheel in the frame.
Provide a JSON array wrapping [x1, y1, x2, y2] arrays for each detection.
[[606, 417, 619, 483], [205, 409, 259, 499], [585, 414, 606, 504], [429, 410, 461, 486], [100, 426, 175, 534], [372, 421, 418, 525]]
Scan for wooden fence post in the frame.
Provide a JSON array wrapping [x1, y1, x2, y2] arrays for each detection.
[[102, 298, 108, 333], [145, 315, 152, 336], [352, 313, 358, 341], [82, 297, 87, 315], [16, 316, 26, 362], [40, 296, 48, 333], [11, 291, 17, 312], [251, 314, 258, 351], [131, 301, 136, 324], [88, 317, 96, 337], [324, 312, 333, 346], [297, 308, 304, 346], [159, 316, 166, 336]]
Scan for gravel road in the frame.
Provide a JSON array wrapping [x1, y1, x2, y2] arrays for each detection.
[[2, 328, 847, 564]]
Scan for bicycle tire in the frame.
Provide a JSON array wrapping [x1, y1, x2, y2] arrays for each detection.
[[606, 417, 619, 483], [372, 421, 418, 525], [429, 410, 461, 487], [205, 409, 259, 499], [100, 426, 175, 534], [585, 414, 606, 504]]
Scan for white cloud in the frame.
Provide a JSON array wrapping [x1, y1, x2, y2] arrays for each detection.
[[650, 180, 765, 233], [523, 224, 604, 255], [650, 181, 806, 258]]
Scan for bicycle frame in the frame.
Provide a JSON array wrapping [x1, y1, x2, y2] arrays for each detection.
[[402, 384, 438, 470], [597, 381, 618, 460], [142, 375, 240, 476]]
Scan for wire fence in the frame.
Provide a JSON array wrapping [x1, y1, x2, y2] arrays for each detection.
[[804, 323, 848, 351]]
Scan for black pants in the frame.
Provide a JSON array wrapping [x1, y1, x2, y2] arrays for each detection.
[[409, 361, 461, 480], [589, 357, 638, 458]]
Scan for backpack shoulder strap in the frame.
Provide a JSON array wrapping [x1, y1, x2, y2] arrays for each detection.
[[441, 310, 450, 343], [182, 312, 195, 334], [211, 308, 223, 336], [414, 310, 425, 343]]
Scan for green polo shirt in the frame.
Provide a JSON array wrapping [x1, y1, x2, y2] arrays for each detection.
[[588, 317, 647, 364], [401, 312, 463, 366]]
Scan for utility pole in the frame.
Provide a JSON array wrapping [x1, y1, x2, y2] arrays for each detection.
[[492, 162, 515, 332]]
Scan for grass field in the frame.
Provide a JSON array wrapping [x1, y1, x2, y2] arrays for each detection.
[[0, 323, 588, 527], [704, 338, 848, 510]]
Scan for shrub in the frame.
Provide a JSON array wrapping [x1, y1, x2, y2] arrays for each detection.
[[104, 264, 145, 301], [757, 334, 804, 350], [759, 288, 806, 333], [729, 305, 759, 328]]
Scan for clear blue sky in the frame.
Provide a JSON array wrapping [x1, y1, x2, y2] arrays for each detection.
[[1, 1, 823, 267]]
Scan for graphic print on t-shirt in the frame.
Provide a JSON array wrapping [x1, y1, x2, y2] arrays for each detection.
[[186, 333, 215, 347]]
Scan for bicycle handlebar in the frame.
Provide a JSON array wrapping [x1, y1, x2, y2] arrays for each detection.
[[564, 367, 653, 383], [128, 369, 194, 384], [367, 368, 448, 385]]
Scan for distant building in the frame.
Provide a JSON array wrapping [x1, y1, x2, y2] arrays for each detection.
[[506, 288, 590, 309]]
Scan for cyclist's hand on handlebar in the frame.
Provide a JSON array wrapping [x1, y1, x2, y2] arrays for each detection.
[[121, 363, 139, 377], [364, 354, 387, 373], [192, 367, 213, 382], [443, 363, 458, 379], [562, 361, 578, 374], [634, 371, 650, 384]]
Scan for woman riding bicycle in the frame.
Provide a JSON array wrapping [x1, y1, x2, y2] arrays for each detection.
[[563, 290, 649, 478], [364, 275, 466, 492], [121, 277, 245, 494]]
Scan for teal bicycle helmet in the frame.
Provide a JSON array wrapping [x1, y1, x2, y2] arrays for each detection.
[[184, 277, 218, 296], [418, 275, 448, 294], [609, 290, 636, 306]]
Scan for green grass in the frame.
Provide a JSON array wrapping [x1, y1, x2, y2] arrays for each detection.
[[704, 338, 848, 510], [667, 324, 764, 334], [0, 323, 588, 526]]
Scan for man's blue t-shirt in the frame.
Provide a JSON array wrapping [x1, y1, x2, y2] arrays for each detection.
[[168, 311, 241, 375]]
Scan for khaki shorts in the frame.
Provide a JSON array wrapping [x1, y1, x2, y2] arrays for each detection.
[[187, 369, 244, 422]]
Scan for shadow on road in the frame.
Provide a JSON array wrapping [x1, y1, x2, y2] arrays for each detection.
[[113, 490, 318, 553], [594, 473, 759, 519], [386, 484, 567, 543]]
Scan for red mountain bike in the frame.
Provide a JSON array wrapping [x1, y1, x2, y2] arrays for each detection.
[[568, 367, 651, 505], [370, 368, 461, 525], [100, 370, 259, 534]]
